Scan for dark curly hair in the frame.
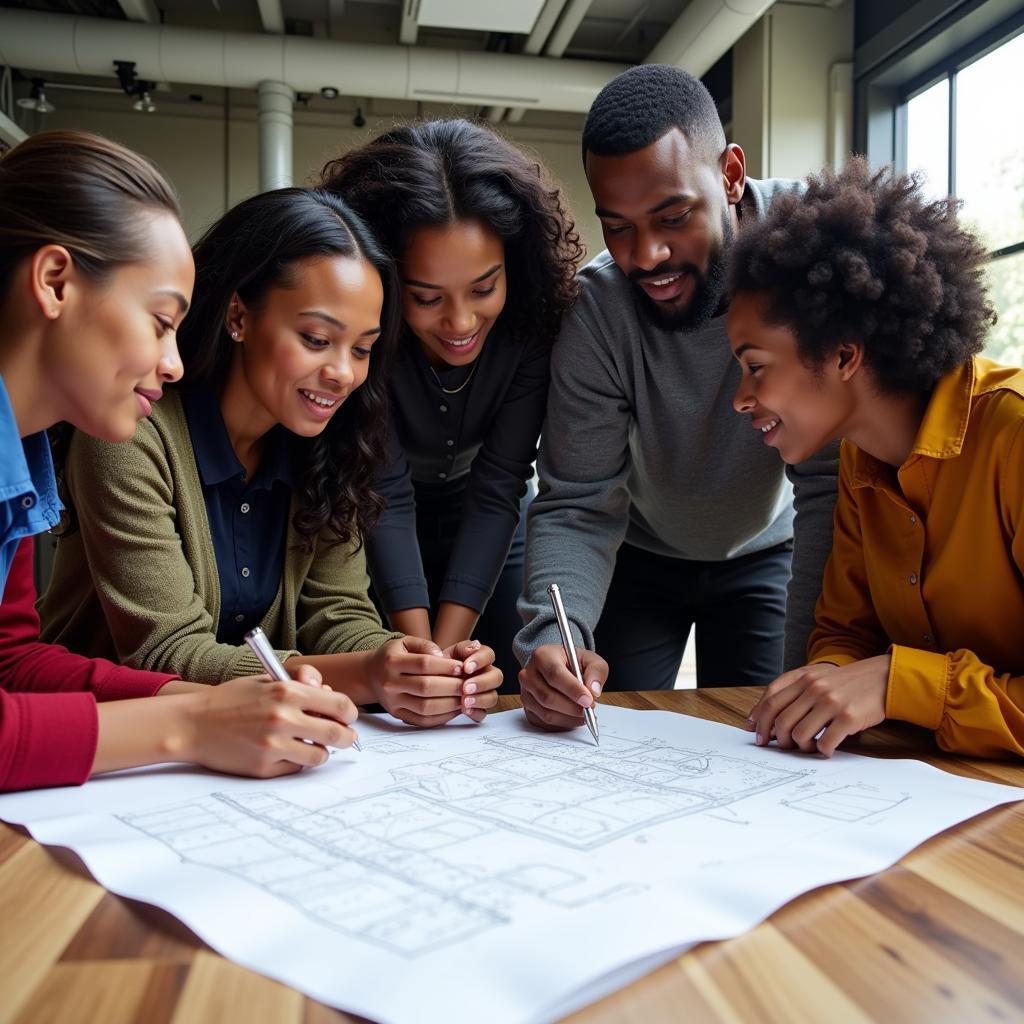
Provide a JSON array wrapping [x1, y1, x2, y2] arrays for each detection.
[[582, 64, 726, 164], [730, 158, 996, 394], [319, 118, 582, 349], [177, 188, 399, 551]]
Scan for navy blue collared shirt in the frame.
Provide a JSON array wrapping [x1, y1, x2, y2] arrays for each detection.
[[181, 387, 293, 645], [0, 374, 62, 593]]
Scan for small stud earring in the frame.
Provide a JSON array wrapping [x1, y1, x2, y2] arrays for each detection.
[[230, 330, 240, 340]]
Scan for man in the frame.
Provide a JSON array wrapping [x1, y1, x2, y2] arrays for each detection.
[[515, 64, 838, 730]]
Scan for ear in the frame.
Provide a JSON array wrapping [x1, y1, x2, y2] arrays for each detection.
[[721, 144, 746, 206], [836, 342, 864, 382], [29, 245, 76, 322], [225, 293, 247, 342]]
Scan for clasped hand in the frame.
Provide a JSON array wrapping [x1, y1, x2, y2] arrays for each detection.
[[746, 654, 891, 757]]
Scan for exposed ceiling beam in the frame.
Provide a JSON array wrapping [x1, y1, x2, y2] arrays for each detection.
[[116, 0, 160, 23], [644, 0, 775, 77], [256, 0, 285, 33], [0, 110, 27, 148], [543, 0, 593, 56], [400, 0, 419, 45]]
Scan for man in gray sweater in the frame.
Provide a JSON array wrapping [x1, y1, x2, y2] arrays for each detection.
[[515, 64, 838, 729]]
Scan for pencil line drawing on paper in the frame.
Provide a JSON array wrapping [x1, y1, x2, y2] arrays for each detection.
[[118, 730, 806, 956], [780, 784, 911, 821]]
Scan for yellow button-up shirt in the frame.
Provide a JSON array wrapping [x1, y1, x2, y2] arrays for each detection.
[[808, 357, 1024, 758]]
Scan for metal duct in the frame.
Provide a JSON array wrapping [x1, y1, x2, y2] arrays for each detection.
[[0, 10, 628, 115], [645, 0, 775, 78]]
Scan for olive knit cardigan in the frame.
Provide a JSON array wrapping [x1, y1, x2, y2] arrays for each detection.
[[38, 390, 400, 681]]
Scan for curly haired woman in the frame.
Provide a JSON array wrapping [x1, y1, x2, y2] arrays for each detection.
[[321, 119, 583, 686], [728, 157, 1022, 759]]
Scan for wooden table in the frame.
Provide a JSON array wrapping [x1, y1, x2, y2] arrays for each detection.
[[2, 688, 1023, 1024]]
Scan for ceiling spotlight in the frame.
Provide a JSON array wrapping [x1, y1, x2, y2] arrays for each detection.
[[16, 79, 55, 114], [133, 90, 157, 113], [320, 86, 339, 99], [353, 105, 366, 128]]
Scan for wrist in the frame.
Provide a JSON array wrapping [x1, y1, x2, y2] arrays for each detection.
[[161, 693, 203, 763]]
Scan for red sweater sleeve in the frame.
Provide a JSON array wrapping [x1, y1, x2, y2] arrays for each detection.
[[0, 537, 178, 791]]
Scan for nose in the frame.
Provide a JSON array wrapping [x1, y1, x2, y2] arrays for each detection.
[[632, 229, 671, 273], [733, 374, 756, 414], [442, 299, 476, 337], [321, 349, 355, 389], [158, 335, 184, 384]]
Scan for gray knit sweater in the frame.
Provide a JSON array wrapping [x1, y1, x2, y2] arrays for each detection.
[[514, 177, 839, 673]]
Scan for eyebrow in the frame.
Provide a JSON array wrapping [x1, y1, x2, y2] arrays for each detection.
[[156, 289, 189, 314], [595, 194, 698, 219], [402, 264, 503, 290], [733, 343, 756, 358], [300, 310, 381, 337]]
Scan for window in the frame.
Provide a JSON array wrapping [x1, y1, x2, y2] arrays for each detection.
[[902, 27, 1024, 364]]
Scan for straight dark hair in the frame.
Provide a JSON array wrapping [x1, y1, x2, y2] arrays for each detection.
[[177, 188, 398, 550], [320, 118, 582, 349]]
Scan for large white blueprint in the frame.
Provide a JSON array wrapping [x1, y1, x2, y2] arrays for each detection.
[[0, 705, 1020, 1024]]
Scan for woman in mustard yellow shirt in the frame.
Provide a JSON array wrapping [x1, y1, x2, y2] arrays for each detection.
[[727, 157, 1023, 759]]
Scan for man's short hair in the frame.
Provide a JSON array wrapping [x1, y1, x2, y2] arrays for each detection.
[[582, 64, 727, 165]]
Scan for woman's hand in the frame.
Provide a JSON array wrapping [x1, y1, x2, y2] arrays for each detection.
[[519, 644, 609, 731], [441, 639, 503, 723], [746, 656, 890, 757]]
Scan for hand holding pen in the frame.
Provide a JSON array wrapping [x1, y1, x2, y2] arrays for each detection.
[[244, 627, 362, 752], [518, 586, 609, 737]]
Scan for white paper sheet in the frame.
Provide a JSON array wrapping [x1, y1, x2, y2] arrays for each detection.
[[1, 706, 1019, 1024]]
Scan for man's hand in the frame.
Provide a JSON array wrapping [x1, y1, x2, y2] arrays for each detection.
[[747, 656, 890, 757], [519, 643, 608, 731]]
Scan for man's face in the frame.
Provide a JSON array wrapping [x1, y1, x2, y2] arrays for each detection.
[[586, 128, 734, 331]]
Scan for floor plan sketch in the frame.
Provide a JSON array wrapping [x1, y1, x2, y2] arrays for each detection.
[[780, 784, 911, 821]]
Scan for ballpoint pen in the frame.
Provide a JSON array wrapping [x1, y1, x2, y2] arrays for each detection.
[[547, 584, 600, 745], [244, 626, 361, 751]]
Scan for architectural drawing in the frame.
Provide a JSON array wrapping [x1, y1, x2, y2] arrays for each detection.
[[781, 783, 911, 821], [118, 730, 806, 956]]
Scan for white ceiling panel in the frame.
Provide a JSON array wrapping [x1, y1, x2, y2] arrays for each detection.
[[417, 0, 547, 35]]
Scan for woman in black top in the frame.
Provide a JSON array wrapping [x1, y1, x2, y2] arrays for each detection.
[[322, 119, 582, 684]]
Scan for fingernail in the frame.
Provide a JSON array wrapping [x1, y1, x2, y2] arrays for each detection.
[[453, 664, 462, 676], [756, 733, 765, 745], [576, 693, 593, 708], [470, 641, 480, 651], [465, 660, 477, 673], [590, 680, 601, 695], [464, 696, 475, 708], [463, 681, 477, 695]]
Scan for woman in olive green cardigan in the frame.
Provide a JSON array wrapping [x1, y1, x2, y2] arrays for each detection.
[[40, 189, 502, 728]]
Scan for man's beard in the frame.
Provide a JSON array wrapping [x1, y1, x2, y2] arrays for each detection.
[[630, 212, 733, 332]]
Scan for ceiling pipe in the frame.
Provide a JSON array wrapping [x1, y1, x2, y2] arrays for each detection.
[[0, 10, 627, 115], [256, 0, 285, 34], [400, 0, 419, 45], [644, 0, 775, 77], [0, 110, 27, 148], [116, 0, 159, 24]]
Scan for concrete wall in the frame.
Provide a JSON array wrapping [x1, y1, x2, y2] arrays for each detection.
[[733, 0, 855, 180]]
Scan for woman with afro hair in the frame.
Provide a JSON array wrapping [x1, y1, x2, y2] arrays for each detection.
[[728, 157, 1023, 759]]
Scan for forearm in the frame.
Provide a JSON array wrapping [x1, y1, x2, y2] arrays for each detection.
[[93, 694, 197, 775], [390, 608, 432, 640], [285, 652, 377, 706], [433, 602, 480, 651]]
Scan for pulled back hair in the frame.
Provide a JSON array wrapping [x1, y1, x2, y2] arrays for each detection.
[[178, 188, 398, 551], [730, 158, 996, 394], [0, 129, 180, 302], [582, 64, 726, 164], [319, 118, 582, 348]]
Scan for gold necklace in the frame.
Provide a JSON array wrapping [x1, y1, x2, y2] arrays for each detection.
[[428, 359, 480, 395]]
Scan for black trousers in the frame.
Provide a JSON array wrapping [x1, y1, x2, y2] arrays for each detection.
[[593, 540, 793, 691], [407, 480, 528, 693]]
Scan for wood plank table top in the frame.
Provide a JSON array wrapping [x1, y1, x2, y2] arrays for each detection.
[[2, 688, 1022, 1024]]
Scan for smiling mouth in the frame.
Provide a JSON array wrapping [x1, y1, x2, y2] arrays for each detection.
[[299, 388, 339, 409], [760, 419, 779, 433], [437, 333, 478, 348], [646, 273, 682, 288]]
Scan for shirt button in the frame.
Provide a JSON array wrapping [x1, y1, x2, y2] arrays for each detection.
[[20, 495, 34, 509], [909, 573, 917, 585], [909, 515, 917, 524], [922, 633, 932, 643], [235, 614, 245, 623], [241, 567, 251, 578], [446, 439, 454, 447], [240, 502, 251, 514], [438, 472, 447, 480], [440, 404, 448, 413]]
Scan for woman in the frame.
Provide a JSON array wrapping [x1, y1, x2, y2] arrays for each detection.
[[728, 158, 1022, 758], [40, 187, 501, 728], [321, 119, 583, 685], [0, 130, 358, 791]]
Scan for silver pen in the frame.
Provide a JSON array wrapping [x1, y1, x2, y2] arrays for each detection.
[[244, 626, 361, 751], [547, 584, 600, 745]]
